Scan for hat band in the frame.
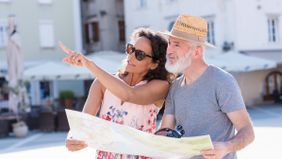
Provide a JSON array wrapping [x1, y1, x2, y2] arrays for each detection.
[[171, 29, 206, 43]]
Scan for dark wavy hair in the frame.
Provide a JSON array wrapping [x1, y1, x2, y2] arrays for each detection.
[[120, 28, 174, 83]]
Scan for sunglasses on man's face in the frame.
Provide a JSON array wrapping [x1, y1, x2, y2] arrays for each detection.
[[126, 43, 153, 61]]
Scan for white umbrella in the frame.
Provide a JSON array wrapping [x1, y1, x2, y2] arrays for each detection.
[[24, 61, 91, 80], [87, 50, 125, 73], [6, 15, 24, 113], [23, 51, 125, 80]]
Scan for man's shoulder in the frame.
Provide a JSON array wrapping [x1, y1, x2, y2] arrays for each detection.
[[209, 65, 240, 92], [171, 75, 184, 85], [209, 65, 235, 81], [168, 75, 184, 93]]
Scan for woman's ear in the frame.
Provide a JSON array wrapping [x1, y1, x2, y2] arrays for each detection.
[[150, 60, 159, 70]]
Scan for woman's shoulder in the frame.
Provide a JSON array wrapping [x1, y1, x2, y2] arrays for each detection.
[[147, 79, 170, 86]]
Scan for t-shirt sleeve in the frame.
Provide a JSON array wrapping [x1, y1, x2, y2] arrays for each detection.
[[217, 76, 246, 113], [164, 84, 175, 115]]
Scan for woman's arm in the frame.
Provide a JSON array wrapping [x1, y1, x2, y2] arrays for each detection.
[[82, 79, 105, 116], [86, 61, 169, 106], [65, 79, 104, 152], [60, 43, 169, 106]]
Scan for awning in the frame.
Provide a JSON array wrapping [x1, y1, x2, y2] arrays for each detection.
[[205, 52, 277, 72], [23, 62, 85, 80], [87, 50, 125, 73], [0, 60, 44, 78], [23, 51, 125, 80]]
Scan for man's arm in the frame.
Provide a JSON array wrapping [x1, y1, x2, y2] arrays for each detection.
[[226, 108, 255, 151], [159, 114, 176, 129], [201, 108, 255, 159]]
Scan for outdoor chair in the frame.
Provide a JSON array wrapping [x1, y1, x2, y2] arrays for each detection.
[[39, 111, 55, 132]]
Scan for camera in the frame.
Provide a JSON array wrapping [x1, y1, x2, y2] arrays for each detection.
[[154, 125, 185, 138]]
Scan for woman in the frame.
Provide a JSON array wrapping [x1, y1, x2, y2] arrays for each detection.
[[61, 28, 173, 158]]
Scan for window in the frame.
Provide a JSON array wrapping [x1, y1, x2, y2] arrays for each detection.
[[165, 0, 177, 4], [268, 16, 279, 43], [0, 78, 9, 101], [0, 21, 7, 48], [84, 21, 99, 43], [118, 20, 125, 42], [139, 0, 147, 8], [39, 20, 55, 48], [38, 0, 52, 4], [40, 81, 51, 99], [207, 19, 215, 45]]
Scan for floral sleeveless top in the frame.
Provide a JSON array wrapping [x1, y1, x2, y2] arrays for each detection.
[[96, 80, 160, 159]]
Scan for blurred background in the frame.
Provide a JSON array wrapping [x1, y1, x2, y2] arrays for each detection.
[[0, 0, 281, 158]]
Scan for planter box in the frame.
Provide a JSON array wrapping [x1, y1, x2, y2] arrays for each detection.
[[39, 111, 55, 132], [56, 110, 69, 131], [0, 119, 9, 138]]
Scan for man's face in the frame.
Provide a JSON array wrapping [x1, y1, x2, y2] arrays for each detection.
[[165, 36, 194, 74]]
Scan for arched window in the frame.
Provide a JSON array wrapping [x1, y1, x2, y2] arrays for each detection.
[[263, 71, 282, 102]]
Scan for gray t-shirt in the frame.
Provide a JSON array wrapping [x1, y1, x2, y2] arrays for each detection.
[[164, 65, 245, 159]]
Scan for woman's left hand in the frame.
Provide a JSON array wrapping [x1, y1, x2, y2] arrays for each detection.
[[59, 41, 90, 67]]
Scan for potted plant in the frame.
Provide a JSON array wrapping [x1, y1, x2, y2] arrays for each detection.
[[12, 121, 28, 138], [5, 80, 30, 138], [59, 90, 75, 109]]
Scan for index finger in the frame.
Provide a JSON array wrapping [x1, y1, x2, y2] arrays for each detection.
[[59, 41, 74, 55]]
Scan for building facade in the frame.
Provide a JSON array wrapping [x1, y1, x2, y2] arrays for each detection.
[[81, 0, 125, 53], [0, 0, 82, 61], [124, 0, 282, 106], [0, 0, 84, 106], [0, 0, 126, 107]]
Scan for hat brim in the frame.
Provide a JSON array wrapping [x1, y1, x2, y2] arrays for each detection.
[[159, 31, 216, 48]]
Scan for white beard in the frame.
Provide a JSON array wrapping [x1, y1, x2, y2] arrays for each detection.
[[165, 52, 192, 74]]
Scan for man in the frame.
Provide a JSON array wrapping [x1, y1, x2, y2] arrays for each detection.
[[160, 14, 255, 159]]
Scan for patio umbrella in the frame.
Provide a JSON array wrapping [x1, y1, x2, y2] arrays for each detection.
[[23, 51, 125, 80], [6, 15, 24, 114]]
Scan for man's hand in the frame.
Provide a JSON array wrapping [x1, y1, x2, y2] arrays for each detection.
[[201, 142, 231, 159]]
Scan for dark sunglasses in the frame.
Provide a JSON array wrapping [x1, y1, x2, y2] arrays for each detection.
[[154, 125, 185, 138], [126, 43, 153, 61]]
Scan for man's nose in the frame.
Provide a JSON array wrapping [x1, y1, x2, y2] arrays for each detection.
[[167, 45, 174, 54]]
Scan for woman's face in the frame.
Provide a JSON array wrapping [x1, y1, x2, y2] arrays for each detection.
[[125, 37, 157, 75]]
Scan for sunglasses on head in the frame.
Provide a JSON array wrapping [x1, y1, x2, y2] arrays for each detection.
[[126, 43, 153, 61]]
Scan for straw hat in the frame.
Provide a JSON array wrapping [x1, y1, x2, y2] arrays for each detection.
[[161, 14, 215, 48]]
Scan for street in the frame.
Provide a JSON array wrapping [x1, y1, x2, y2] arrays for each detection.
[[0, 104, 282, 159]]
